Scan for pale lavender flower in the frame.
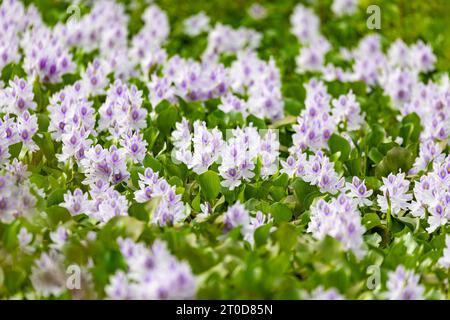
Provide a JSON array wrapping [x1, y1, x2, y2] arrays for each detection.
[[81, 59, 109, 96], [61, 188, 92, 216], [331, 90, 364, 131], [49, 225, 69, 249], [203, 23, 261, 62], [345, 177, 373, 207], [148, 75, 176, 107], [303, 152, 344, 194], [438, 235, 450, 269], [91, 188, 128, 224], [248, 3, 267, 20], [224, 201, 250, 230], [0, 76, 36, 115], [183, 12, 210, 37], [106, 238, 196, 300], [17, 111, 38, 152], [332, 0, 358, 16], [134, 167, 186, 226], [307, 286, 344, 300], [386, 266, 424, 300], [30, 250, 67, 298], [308, 194, 365, 257], [120, 130, 148, 164], [377, 172, 412, 215], [410, 41, 436, 73], [290, 4, 321, 45], [18, 227, 33, 251]]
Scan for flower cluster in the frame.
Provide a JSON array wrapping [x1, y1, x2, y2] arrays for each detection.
[[62, 187, 128, 224], [80, 144, 130, 188], [290, 79, 363, 153], [183, 12, 210, 37], [386, 266, 424, 300], [106, 238, 196, 299], [171, 118, 223, 174], [291, 4, 331, 74], [377, 172, 412, 216], [410, 155, 450, 233], [22, 23, 75, 83], [219, 127, 279, 190], [203, 23, 261, 62], [0, 76, 36, 115], [0, 111, 39, 161], [308, 194, 366, 257], [98, 80, 148, 138], [0, 160, 37, 223], [172, 118, 280, 190], [223, 201, 273, 247], [227, 50, 284, 120], [130, 5, 169, 74], [134, 167, 186, 226], [282, 150, 344, 195]]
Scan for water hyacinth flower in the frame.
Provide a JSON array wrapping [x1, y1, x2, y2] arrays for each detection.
[[247, 3, 267, 20], [49, 225, 69, 250], [119, 129, 148, 164], [134, 167, 186, 226], [22, 25, 75, 83], [0, 163, 37, 223], [0, 76, 36, 115], [386, 266, 424, 300], [18, 226, 34, 252], [223, 201, 273, 246], [172, 118, 224, 174], [308, 194, 366, 258], [438, 235, 450, 269], [229, 51, 284, 121], [304, 152, 345, 194], [17, 110, 38, 152], [106, 238, 196, 300], [331, 0, 359, 16], [291, 79, 336, 151], [307, 286, 344, 300], [48, 84, 97, 142], [80, 59, 110, 96], [203, 23, 261, 62], [61, 188, 92, 216], [183, 11, 210, 37], [91, 188, 129, 223], [224, 201, 250, 231], [98, 80, 148, 139], [345, 176, 373, 207], [30, 250, 67, 298], [377, 172, 412, 216], [219, 126, 261, 190], [80, 144, 130, 188]]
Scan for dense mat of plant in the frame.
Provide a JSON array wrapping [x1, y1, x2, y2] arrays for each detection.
[[0, 0, 450, 299]]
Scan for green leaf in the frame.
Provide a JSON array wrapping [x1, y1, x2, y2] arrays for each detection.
[[362, 213, 382, 231], [292, 178, 320, 213], [8, 142, 22, 159], [375, 147, 414, 178], [156, 104, 179, 135], [47, 188, 66, 206], [273, 223, 297, 251], [198, 170, 221, 202], [128, 203, 149, 222], [328, 133, 351, 161], [45, 206, 71, 226], [368, 147, 384, 164], [366, 124, 385, 148], [270, 202, 292, 223]]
